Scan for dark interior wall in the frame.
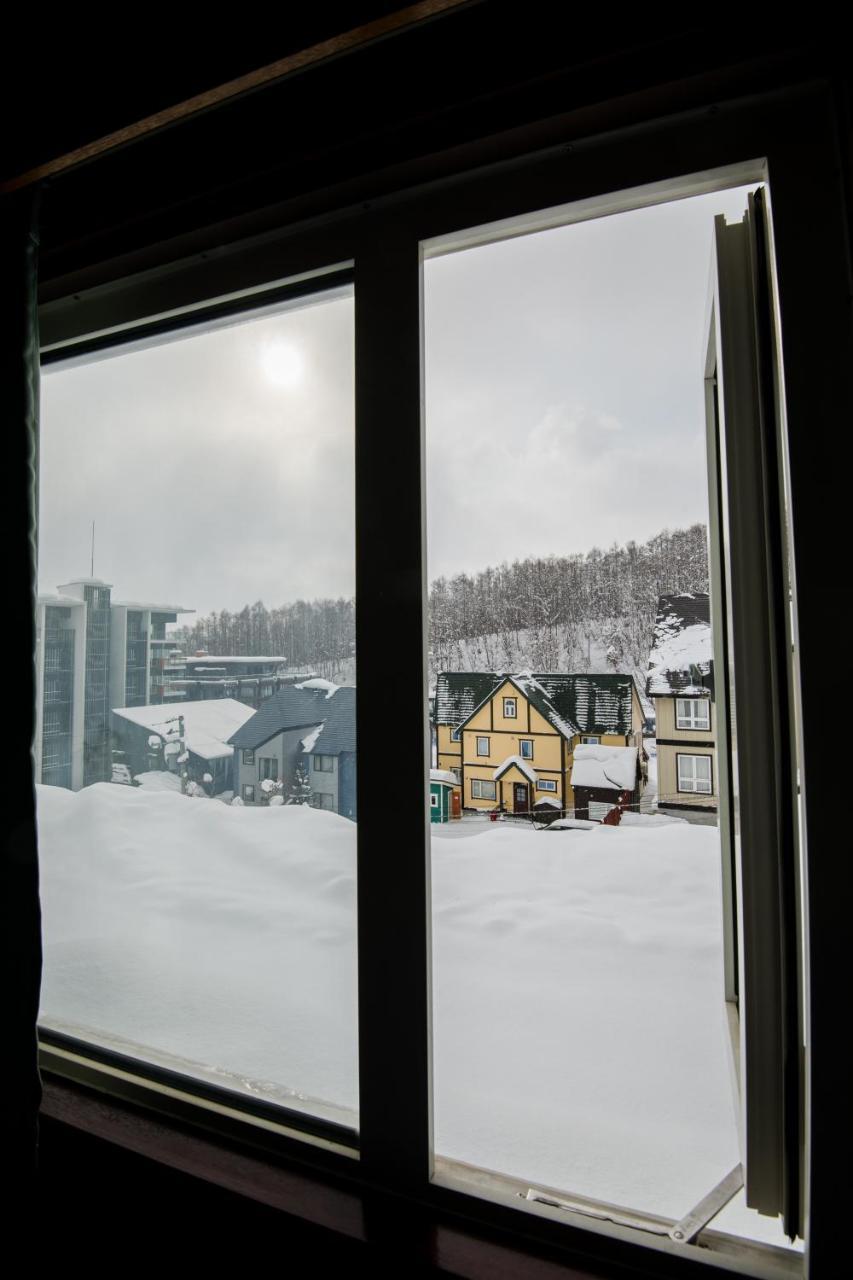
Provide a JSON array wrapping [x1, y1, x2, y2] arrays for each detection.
[[5, 11, 852, 1276]]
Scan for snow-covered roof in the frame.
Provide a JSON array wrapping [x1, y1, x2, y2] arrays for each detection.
[[300, 724, 325, 754], [533, 795, 561, 808], [435, 670, 638, 738], [57, 577, 113, 588], [571, 744, 638, 792], [294, 677, 339, 699], [430, 769, 459, 786], [184, 655, 288, 666], [113, 698, 256, 761], [38, 592, 85, 608], [646, 594, 714, 697], [493, 755, 538, 784], [112, 601, 194, 613], [229, 685, 356, 755]]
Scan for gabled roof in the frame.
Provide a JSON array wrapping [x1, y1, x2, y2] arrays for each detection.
[[436, 671, 639, 738], [228, 685, 356, 755], [646, 593, 714, 697], [493, 755, 538, 784]]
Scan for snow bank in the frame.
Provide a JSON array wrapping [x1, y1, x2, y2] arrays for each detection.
[[37, 783, 789, 1248], [38, 782, 358, 1123]]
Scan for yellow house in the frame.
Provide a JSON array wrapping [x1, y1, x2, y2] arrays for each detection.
[[646, 593, 717, 812], [434, 671, 646, 815]]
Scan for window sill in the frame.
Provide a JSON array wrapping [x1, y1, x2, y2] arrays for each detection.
[[39, 1075, 798, 1280]]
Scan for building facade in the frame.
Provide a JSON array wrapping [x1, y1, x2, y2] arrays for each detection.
[[435, 671, 646, 815], [34, 578, 193, 790], [646, 593, 717, 813], [229, 682, 356, 819]]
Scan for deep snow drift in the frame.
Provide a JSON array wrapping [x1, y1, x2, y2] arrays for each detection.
[[37, 783, 794, 1249]]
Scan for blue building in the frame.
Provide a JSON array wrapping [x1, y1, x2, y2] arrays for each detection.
[[228, 681, 356, 819]]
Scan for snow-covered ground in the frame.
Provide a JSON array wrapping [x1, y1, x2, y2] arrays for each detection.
[[37, 782, 795, 1252]]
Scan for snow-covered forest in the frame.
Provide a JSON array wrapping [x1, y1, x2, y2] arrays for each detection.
[[171, 523, 708, 682]]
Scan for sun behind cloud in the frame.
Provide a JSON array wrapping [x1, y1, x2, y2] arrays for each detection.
[[259, 338, 305, 389]]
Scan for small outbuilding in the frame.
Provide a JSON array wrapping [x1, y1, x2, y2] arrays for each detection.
[[570, 743, 641, 821], [430, 769, 460, 822]]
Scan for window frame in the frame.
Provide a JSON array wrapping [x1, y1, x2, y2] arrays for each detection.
[[471, 778, 497, 801], [519, 739, 533, 760], [313, 753, 334, 773], [676, 752, 714, 795], [675, 697, 711, 731], [242, 749, 255, 765], [33, 84, 826, 1276], [475, 736, 489, 756], [536, 779, 557, 793], [503, 697, 517, 718]]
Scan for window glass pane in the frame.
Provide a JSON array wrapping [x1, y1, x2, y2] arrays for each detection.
[[425, 185, 798, 1251], [37, 282, 358, 1132]]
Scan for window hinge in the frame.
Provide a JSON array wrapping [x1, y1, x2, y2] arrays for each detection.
[[669, 1164, 744, 1244]]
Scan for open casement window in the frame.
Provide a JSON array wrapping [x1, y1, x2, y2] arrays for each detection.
[[705, 188, 804, 1237]]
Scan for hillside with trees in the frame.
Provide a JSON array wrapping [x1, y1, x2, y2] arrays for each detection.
[[171, 524, 709, 688]]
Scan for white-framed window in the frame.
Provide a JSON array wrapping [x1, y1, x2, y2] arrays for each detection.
[[430, 793, 439, 808], [537, 779, 557, 792], [581, 735, 600, 744], [259, 757, 278, 781], [476, 736, 489, 755], [519, 739, 533, 759], [677, 753, 713, 794], [471, 778, 497, 800], [676, 697, 710, 730], [503, 697, 517, 718]]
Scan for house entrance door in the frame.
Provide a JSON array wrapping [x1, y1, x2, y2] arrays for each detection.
[[513, 783, 528, 814]]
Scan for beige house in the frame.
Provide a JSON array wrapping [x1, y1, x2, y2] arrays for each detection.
[[646, 593, 716, 812], [434, 671, 646, 815]]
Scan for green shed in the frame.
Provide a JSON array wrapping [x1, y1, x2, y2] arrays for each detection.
[[429, 769, 457, 823]]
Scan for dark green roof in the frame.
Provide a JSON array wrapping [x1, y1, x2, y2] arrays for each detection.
[[436, 671, 638, 738]]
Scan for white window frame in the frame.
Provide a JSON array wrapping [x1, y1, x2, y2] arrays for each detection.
[[502, 697, 517, 718], [581, 735, 600, 745], [676, 697, 710, 731], [519, 739, 533, 759], [471, 778, 497, 801], [476, 736, 489, 756], [676, 753, 713, 794], [536, 779, 557, 793]]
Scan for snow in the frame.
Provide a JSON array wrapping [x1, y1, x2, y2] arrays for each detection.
[[36, 783, 795, 1250], [113, 698, 256, 762], [431, 769, 460, 786], [620, 811, 687, 827], [131, 771, 182, 793], [532, 795, 561, 808], [300, 724, 325, 754], [202, 773, 213, 783], [547, 816, 597, 831], [294, 677, 339, 699], [647, 621, 713, 695], [493, 755, 538, 784], [571, 744, 637, 792]]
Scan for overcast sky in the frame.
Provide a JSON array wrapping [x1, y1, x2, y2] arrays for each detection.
[[39, 184, 755, 617]]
